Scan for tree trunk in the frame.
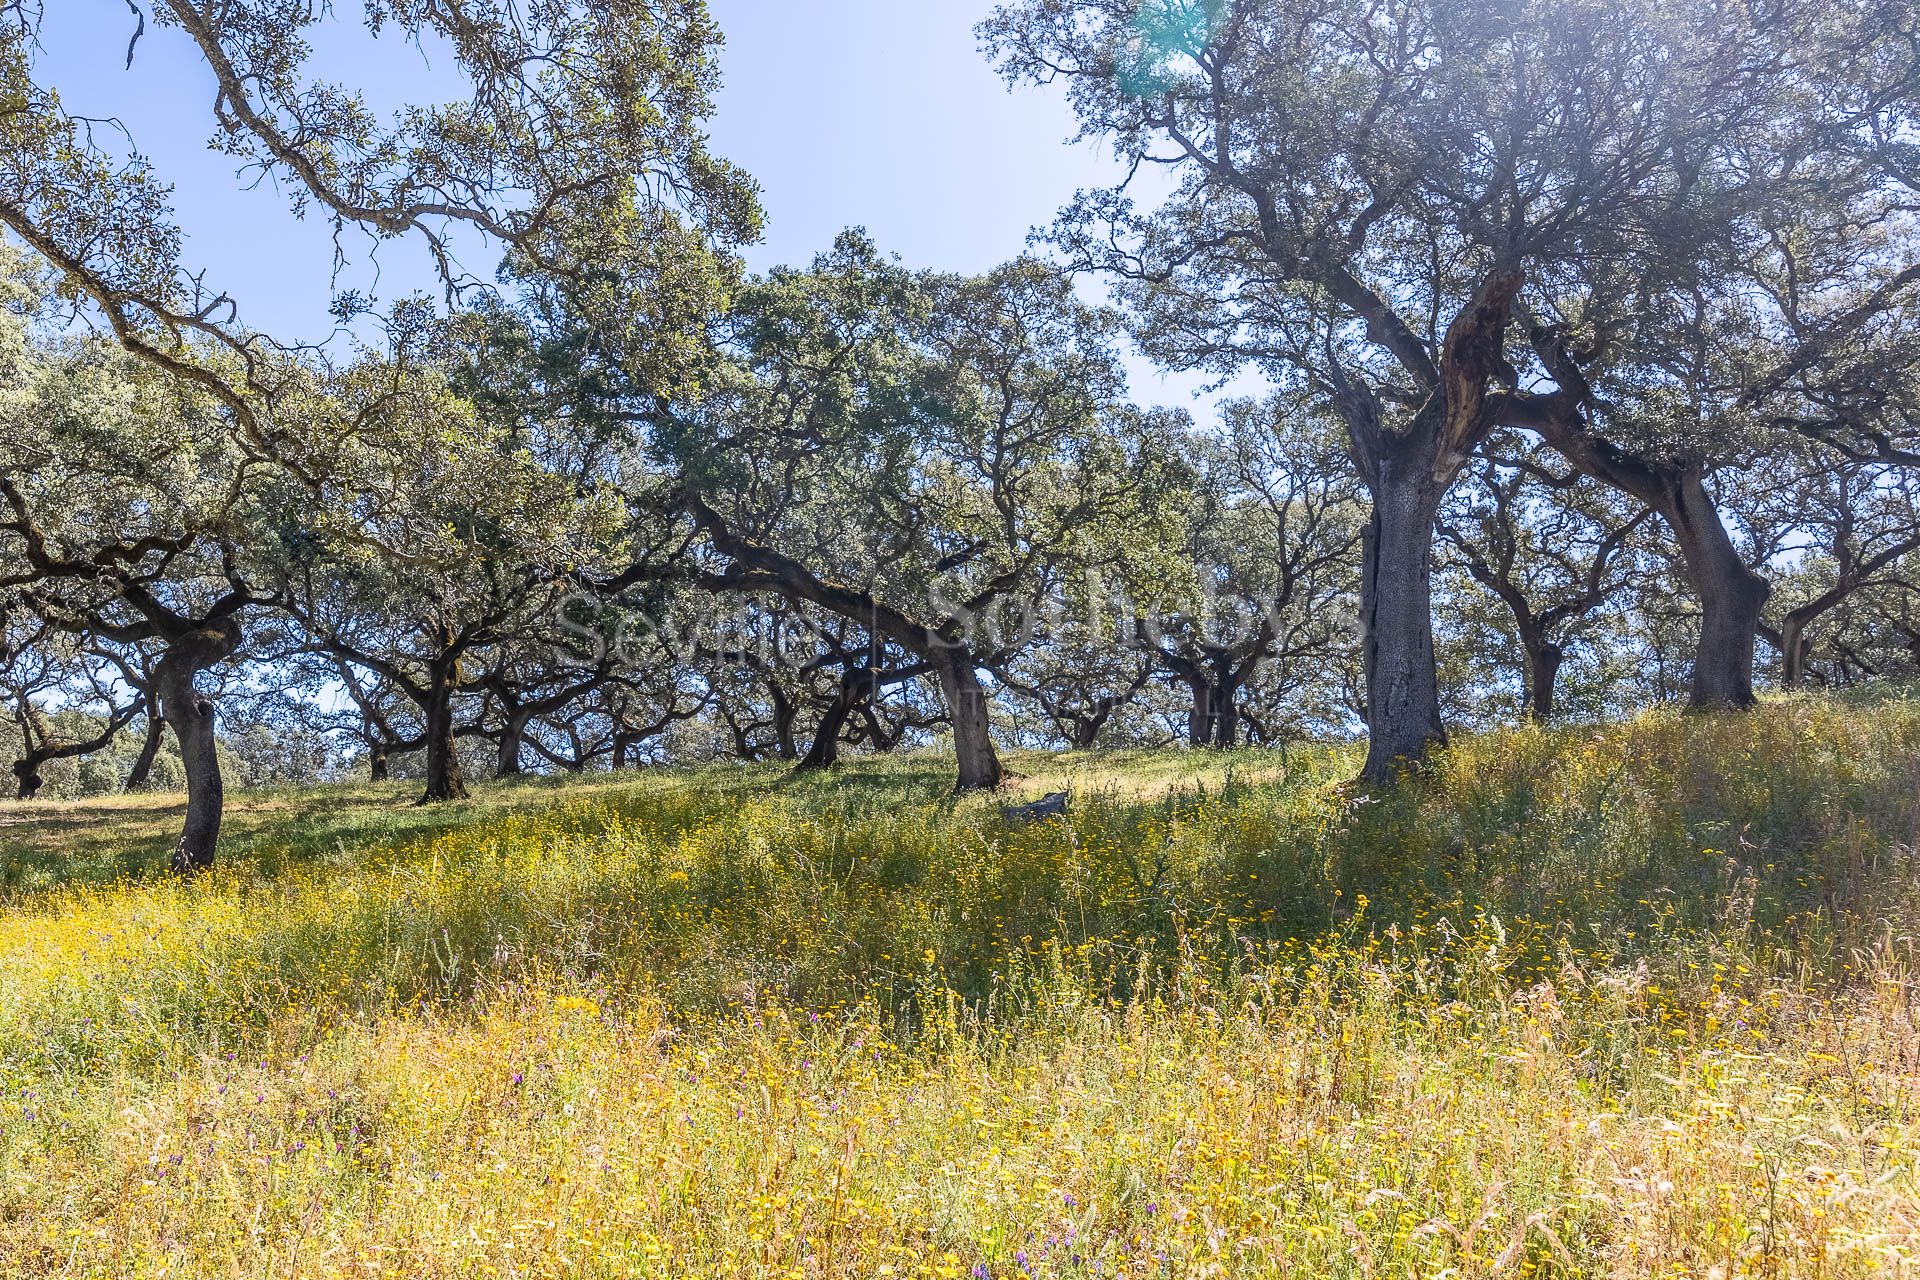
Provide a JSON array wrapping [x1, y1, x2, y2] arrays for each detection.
[[771, 687, 799, 762], [933, 649, 1002, 790], [124, 710, 165, 790], [798, 672, 870, 771], [368, 742, 391, 782], [724, 713, 758, 761], [1662, 471, 1768, 710], [1780, 613, 1812, 690], [496, 711, 529, 777], [1358, 463, 1449, 783], [158, 620, 241, 875], [860, 705, 905, 752], [1211, 682, 1240, 748], [1184, 678, 1215, 747], [1069, 714, 1103, 751], [420, 669, 468, 802], [12, 761, 41, 800], [611, 729, 637, 771], [1524, 640, 1563, 722], [1187, 680, 1244, 748]]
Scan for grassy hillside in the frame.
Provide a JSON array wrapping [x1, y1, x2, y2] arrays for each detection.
[[3, 695, 1919, 1277]]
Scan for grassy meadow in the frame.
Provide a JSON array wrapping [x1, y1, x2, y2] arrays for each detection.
[[2, 695, 1919, 1277]]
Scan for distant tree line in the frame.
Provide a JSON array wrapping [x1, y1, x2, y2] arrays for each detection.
[[3, 1, 1920, 870]]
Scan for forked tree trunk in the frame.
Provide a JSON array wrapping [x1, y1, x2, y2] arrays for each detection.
[[1184, 678, 1243, 748], [159, 620, 242, 875], [420, 669, 468, 802], [1358, 462, 1450, 783], [933, 649, 1002, 790], [1066, 710, 1107, 751], [860, 705, 908, 753], [124, 710, 164, 790], [1662, 472, 1768, 709]]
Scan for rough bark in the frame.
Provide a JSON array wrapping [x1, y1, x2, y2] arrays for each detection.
[[934, 649, 1003, 790], [1664, 472, 1768, 709], [1357, 460, 1450, 782], [158, 619, 242, 875], [1339, 268, 1523, 783], [496, 711, 531, 778], [420, 665, 469, 802], [1182, 676, 1243, 748], [1524, 638, 1563, 722]]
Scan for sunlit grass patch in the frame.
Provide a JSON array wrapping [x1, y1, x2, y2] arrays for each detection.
[[2, 696, 1919, 1275]]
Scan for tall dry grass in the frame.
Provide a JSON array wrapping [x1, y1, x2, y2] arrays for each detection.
[[3, 695, 1918, 1276]]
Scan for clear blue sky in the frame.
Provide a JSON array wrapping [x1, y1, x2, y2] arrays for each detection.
[[29, 0, 1233, 409]]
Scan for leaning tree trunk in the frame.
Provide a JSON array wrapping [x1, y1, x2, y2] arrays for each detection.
[[1661, 471, 1768, 710], [124, 709, 165, 790], [1358, 458, 1450, 783], [158, 620, 242, 874], [420, 667, 469, 802], [797, 698, 852, 769], [859, 705, 908, 753], [933, 648, 1002, 791], [798, 671, 871, 771], [1778, 581, 1862, 690]]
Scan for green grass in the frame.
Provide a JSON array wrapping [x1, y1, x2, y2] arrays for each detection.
[[2, 695, 1918, 1276]]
